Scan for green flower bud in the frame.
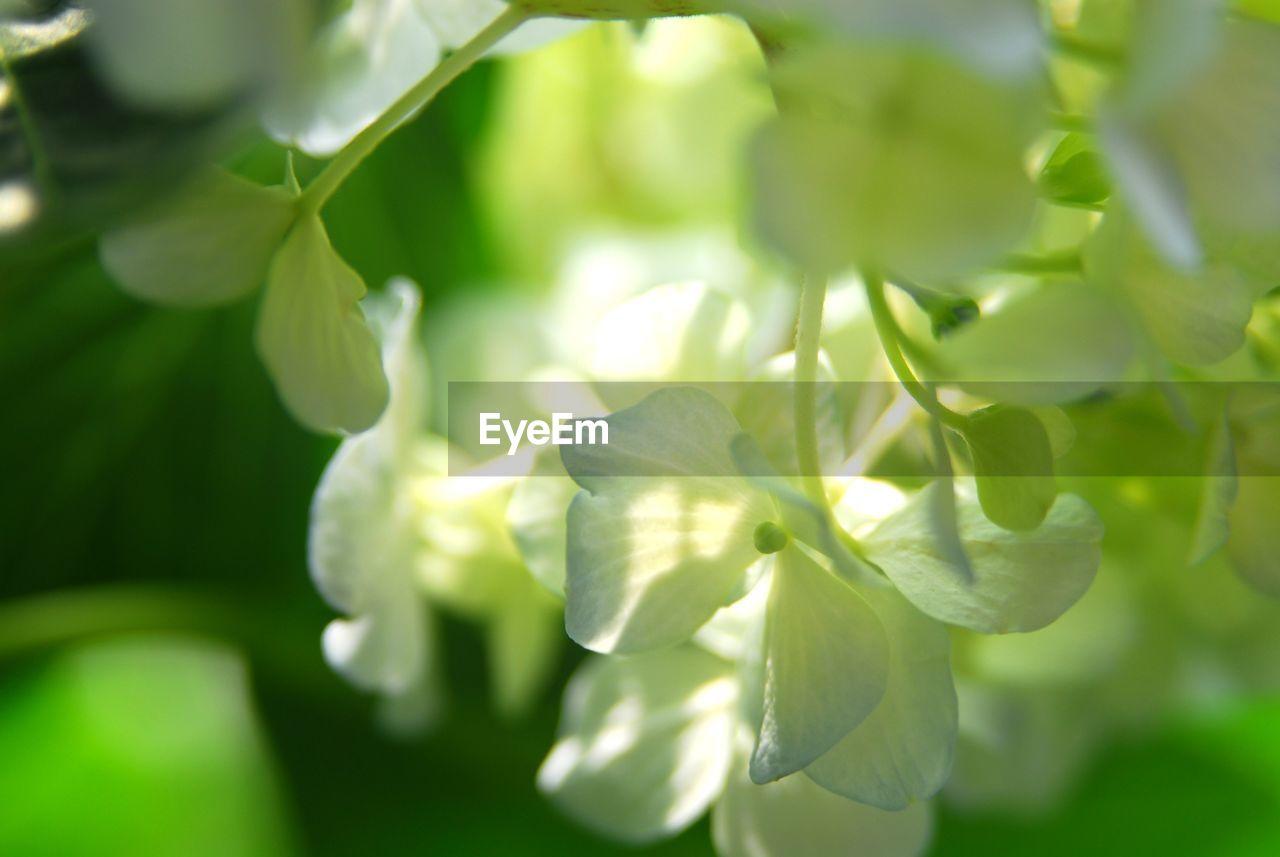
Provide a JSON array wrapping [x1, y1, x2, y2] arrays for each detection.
[[753, 521, 790, 555]]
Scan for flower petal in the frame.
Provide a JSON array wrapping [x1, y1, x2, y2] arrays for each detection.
[[101, 170, 295, 306], [263, 0, 442, 156], [804, 586, 956, 809], [865, 482, 1103, 633], [561, 388, 774, 653], [714, 758, 934, 857], [751, 46, 1040, 281], [257, 215, 390, 434], [538, 647, 738, 844], [750, 545, 889, 783]]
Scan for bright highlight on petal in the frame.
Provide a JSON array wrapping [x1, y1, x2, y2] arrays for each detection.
[[538, 648, 738, 844]]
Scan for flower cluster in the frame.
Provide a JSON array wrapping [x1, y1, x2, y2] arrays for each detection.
[[84, 1, 1280, 855]]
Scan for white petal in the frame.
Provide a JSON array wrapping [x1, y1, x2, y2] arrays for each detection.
[[263, 0, 442, 156], [750, 545, 889, 783], [714, 759, 934, 857], [561, 388, 774, 653], [538, 648, 738, 844], [804, 586, 956, 809], [865, 482, 1103, 634]]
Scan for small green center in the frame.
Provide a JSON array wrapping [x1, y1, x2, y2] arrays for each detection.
[[753, 521, 789, 555]]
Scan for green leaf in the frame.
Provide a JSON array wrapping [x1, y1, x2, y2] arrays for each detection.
[[804, 585, 956, 810], [1227, 477, 1280, 598], [537, 647, 738, 845], [750, 545, 889, 783], [963, 404, 1057, 531], [100, 170, 296, 306], [562, 388, 773, 652], [714, 757, 934, 857], [256, 215, 390, 434], [1038, 133, 1110, 205], [864, 483, 1103, 633], [750, 45, 1040, 281]]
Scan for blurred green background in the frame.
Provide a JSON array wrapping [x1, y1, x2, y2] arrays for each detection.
[[3, 14, 1280, 857]]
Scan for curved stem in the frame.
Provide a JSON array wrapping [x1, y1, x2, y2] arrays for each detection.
[[299, 7, 528, 216], [794, 275, 829, 506], [864, 270, 969, 432]]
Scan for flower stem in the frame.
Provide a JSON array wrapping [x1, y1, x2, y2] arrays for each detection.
[[997, 250, 1084, 275], [1050, 32, 1123, 68], [864, 270, 969, 431], [794, 275, 829, 505], [299, 6, 529, 216]]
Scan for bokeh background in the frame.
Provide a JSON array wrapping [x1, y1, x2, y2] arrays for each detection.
[[3, 10, 1280, 856]]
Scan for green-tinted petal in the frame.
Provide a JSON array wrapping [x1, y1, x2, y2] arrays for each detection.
[[1227, 477, 1280, 597], [537, 647, 737, 845], [805, 586, 956, 810], [1085, 213, 1255, 366], [714, 759, 934, 857], [486, 569, 564, 719], [100, 170, 295, 306], [931, 282, 1133, 404], [506, 472, 578, 598], [751, 46, 1040, 281], [1097, 113, 1203, 269], [1189, 414, 1238, 565], [963, 405, 1057, 532], [257, 216, 390, 434], [865, 483, 1103, 633], [83, 0, 300, 109], [750, 545, 889, 783], [1158, 21, 1280, 235]]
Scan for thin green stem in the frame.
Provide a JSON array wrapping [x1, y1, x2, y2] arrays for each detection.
[[1049, 110, 1093, 134], [0, 50, 57, 204], [864, 271, 969, 432], [997, 250, 1084, 275], [299, 6, 528, 216], [794, 275, 829, 506], [1050, 32, 1124, 69]]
